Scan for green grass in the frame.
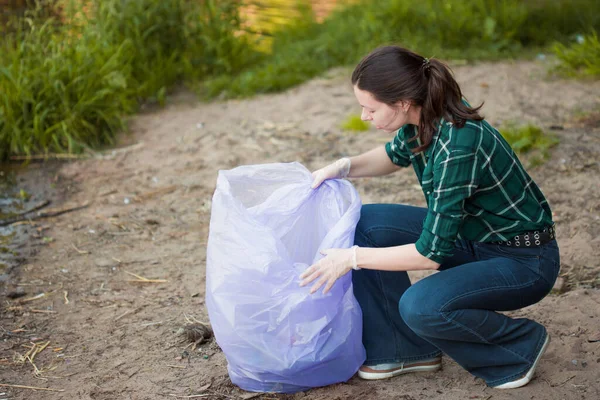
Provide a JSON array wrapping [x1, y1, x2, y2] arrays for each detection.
[[500, 124, 559, 167], [0, 0, 260, 160], [202, 0, 600, 98], [341, 114, 370, 132], [552, 30, 600, 78], [0, 18, 136, 156]]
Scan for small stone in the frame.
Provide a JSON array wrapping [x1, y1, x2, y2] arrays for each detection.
[[572, 359, 578, 365], [581, 361, 588, 367], [95, 258, 116, 268], [588, 331, 600, 343], [6, 288, 26, 299], [552, 277, 568, 294], [203, 355, 209, 360]]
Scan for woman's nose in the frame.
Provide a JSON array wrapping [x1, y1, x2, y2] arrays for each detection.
[[361, 109, 371, 121]]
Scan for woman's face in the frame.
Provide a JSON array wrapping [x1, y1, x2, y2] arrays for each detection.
[[353, 85, 409, 133]]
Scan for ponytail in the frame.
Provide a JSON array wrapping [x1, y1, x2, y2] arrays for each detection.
[[417, 57, 483, 152]]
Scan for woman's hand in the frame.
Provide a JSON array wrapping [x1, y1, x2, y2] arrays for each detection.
[[311, 158, 351, 189], [299, 247, 357, 294]]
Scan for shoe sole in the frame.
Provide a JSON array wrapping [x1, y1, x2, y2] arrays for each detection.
[[358, 361, 442, 380], [494, 333, 551, 389]]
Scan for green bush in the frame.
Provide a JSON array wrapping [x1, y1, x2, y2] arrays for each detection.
[[0, 0, 259, 160], [515, 0, 600, 46], [204, 0, 600, 98], [552, 30, 600, 78], [500, 124, 559, 167], [341, 114, 370, 132], [0, 18, 135, 156]]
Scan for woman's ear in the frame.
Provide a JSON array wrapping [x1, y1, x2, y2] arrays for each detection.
[[399, 100, 411, 114]]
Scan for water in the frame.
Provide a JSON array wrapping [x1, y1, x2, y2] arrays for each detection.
[[0, 163, 62, 283], [0, 166, 27, 280]]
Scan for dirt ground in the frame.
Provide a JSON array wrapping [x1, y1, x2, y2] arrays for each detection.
[[1, 60, 600, 400]]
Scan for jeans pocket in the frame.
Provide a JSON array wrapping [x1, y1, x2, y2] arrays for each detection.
[[493, 244, 542, 259], [475, 242, 541, 260]]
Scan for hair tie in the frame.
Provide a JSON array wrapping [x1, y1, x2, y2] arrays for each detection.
[[422, 57, 431, 71]]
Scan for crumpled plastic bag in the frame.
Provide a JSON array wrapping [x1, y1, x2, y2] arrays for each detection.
[[206, 162, 366, 393]]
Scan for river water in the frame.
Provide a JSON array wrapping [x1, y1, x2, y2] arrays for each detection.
[[0, 163, 63, 287]]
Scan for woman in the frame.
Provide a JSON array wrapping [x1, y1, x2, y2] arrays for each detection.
[[299, 46, 560, 390]]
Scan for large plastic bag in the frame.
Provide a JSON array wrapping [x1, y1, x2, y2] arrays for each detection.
[[206, 162, 366, 393]]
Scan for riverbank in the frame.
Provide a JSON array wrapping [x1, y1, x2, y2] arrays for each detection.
[[1, 60, 599, 400]]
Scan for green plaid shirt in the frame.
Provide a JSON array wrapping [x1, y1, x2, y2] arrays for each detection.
[[385, 119, 553, 264]]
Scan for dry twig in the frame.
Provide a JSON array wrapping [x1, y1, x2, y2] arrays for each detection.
[[124, 270, 167, 283], [17, 293, 46, 304], [95, 141, 144, 160], [10, 153, 89, 161], [134, 185, 178, 202], [99, 189, 118, 197], [13, 200, 51, 216], [0, 202, 90, 227], [71, 243, 89, 254], [184, 314, 210, 326], [14, 341, 52, 376], [553, 375, 576, 387], [114, 310, 134, 322], [0, 383, 64, 392]]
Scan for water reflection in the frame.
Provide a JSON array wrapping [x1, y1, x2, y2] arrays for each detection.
[[0, 165, 31, 281]]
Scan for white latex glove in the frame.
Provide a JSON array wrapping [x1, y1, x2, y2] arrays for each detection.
[[311, 158, 351, 189], [299, 246, 359, 294]]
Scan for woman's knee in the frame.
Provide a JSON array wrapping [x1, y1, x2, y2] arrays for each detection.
[[399, 283, 443, 334], [354, 204, 424, 248], [354, 204, 380, 247]]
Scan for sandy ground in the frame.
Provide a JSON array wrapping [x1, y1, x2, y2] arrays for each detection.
[[1, 60, 600, 400]]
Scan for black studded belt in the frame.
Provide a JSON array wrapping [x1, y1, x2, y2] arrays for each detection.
[[490, 225, 555, 247]]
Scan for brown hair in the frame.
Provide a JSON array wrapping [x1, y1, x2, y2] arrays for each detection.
[[351, 46, 483, 153]]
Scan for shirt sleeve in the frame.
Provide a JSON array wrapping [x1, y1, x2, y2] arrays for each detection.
[[415, 149, 480, 264], [385, 128, 412, 167]]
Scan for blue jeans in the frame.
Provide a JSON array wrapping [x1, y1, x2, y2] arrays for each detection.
[[352, 204, 560, 387]]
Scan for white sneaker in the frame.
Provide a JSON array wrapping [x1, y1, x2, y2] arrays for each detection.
[[357, 357, 442, 380], [494, 334, 550, 389]]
